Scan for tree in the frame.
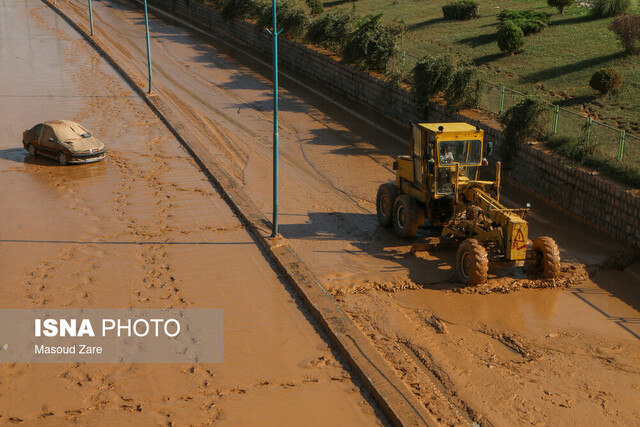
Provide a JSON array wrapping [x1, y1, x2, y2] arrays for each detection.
[[497, 21, 524, 55], [341, 14, 406, 72], [609, 14, 640, 54], [547, 0, 573, 14]]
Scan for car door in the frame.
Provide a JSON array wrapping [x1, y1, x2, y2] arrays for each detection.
[[39, 125, 57, 156], [31, 124, 43, 147]]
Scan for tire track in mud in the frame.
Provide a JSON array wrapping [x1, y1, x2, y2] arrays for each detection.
[[8, 338, 363, 424], [337, 284, 586, 426], [64, 0, 136, 65], [339, 292, 482, 425], [64, 0, 377, 214], [43, 358, 364, 424], [76, 0, 281, 138], [22, 6, 192, 308], [19, 11, 110, 305], [19, 10, 131, 306], [28, 4, 71, 41], [65, 0, 259, 183], [5, 3, 393, 425], [108, 144, 186, 306], [155, 45, 386, 213], [339, 279, 640, 425], [136, 12, 300, 135], [62, 23, 195, 307], [29, 0, 266, 310], [160, 88, 250, 182]]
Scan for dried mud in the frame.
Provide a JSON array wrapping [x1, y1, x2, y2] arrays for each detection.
[[6, 0, 640, 425]]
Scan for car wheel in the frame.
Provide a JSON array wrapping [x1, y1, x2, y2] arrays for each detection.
[[27, 144, 37, 157], [57, 152, 68, 166]]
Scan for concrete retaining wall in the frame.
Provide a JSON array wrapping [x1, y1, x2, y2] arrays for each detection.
[[510, 144, 640, 244], [143, 0, 640, 247]]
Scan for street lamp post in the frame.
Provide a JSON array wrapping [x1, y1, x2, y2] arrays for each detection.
[[143, 0, 152, 93], [88, 0, 94, 36], [267, 0, 282, 237]]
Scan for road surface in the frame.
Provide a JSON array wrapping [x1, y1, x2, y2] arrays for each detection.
[[0, 0, 385, 424]]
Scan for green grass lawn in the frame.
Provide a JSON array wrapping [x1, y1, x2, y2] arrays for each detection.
[[326, 0, 640, 134]]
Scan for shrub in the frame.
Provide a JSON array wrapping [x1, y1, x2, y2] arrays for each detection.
[[385, 51, 410, 89], [306, 0, 323, 15], [412, 56, 480, 115], [442, 0, 479, 20], [590, 157, 640, 188], [589, 68, 623, 94], [341, 14, 406, 72], [547, 130, 640, 187], [499, 97, 549, 165], [547, 121, 602, 169], [256, 0, 309, 38], [547, 0, 574, 14], [592, 0, 635, 17], [609, 14, 640, 54], [306, 8, 356, 50], [547, 128, 600, 167], [222, 0, 267, 20], [498, 10, 550, 35], [444, 66, 480, 113], [497, 21, 525, 55], [412, 55, 455, 103]]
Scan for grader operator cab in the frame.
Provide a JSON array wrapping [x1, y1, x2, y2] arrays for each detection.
[[376, 122, 561, 285]]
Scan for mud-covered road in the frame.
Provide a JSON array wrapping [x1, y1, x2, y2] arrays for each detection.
[[0, 1, 385, 424], [3, 0, 640, 424]]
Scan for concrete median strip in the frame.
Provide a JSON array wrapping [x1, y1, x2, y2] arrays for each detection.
[[41, 0, 438, 425]]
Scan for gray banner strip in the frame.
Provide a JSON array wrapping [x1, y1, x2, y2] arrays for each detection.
[[0, 309, 223, 363]]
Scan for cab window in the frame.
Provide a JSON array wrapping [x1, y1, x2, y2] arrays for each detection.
[[33, 124, 43, 137], [438, 140, 482, 166]]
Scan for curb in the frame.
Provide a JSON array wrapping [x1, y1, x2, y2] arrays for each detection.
[[41, 1, 438, 425]]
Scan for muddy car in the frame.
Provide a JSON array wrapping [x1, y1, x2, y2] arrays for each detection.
[[22, 120, 106, 165]]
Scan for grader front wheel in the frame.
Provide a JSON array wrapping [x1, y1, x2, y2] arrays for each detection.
[[456, 239, 489, 285], [532, 236, 561, 279], [376, 183, 399, 226]]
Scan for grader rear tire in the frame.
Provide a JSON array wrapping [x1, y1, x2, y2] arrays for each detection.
[[393, 195, 422, 238], [456, 239, 489, 285], [376, 183, 399, 227], [532, 236, 561, 279]]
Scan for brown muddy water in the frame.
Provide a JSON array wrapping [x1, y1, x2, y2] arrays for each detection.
[[11, 0, 640, 424], [0, 1, 383, 424]]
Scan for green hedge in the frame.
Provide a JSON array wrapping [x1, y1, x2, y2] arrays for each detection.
[[341, 14, 405, 72], [498, 9, 550, 35], [442, 0, 479, 20], [306, 8, 356, 50]]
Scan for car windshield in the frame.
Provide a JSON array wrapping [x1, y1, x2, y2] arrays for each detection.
[[438, 139, 482, 166], [53, 123, 91, 141]]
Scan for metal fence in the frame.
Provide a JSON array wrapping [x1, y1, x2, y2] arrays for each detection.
[[477, 81, 638, 166]]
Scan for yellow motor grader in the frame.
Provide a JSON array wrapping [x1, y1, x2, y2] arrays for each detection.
[[376, 122, 560, 285]]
